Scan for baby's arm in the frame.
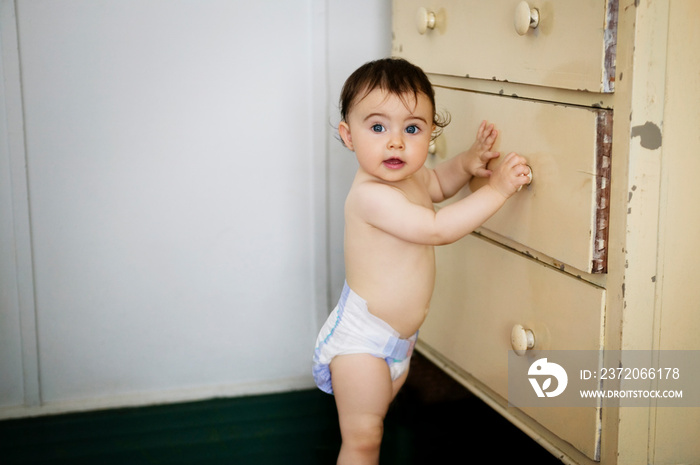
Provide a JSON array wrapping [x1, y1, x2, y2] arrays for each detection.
[[427, 120, 500, 202], [350, 151, 530, 246], [431, 152, 530, 243]]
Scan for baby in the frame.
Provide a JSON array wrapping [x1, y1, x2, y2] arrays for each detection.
[[313, 57, 530, 464]]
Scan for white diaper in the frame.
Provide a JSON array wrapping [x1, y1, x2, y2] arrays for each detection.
[[312, 281, 418, 394]]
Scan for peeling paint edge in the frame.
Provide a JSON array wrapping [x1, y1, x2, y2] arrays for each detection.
[[603, 0, 619, 93], [592, 110, 613, 273]]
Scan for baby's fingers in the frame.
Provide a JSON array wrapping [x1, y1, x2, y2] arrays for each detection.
[[505, 155, 531, 178], [480, 150, 501, 164], [514, 162, 531, 177], [516, 165, 533, 192], [473, 168, 493, 178], [502, 151, 528, 167], [484, 128, 498, 148], [477, 121, 497, 143]]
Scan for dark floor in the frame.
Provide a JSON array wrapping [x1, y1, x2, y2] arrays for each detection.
[[0, 353, 564, 464]]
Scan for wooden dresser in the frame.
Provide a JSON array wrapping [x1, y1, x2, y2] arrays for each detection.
[[393, 1, 700, 463]]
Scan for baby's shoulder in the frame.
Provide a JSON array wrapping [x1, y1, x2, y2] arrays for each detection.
[[344, 179, 407, 220], [347, 178, 404, 203]]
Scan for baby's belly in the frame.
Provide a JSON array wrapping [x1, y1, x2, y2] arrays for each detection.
[[346, 244, 436, 338], [354, 276, 434, 338], [371, 302, 429, 339]]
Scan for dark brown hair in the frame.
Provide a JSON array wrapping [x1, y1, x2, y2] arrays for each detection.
[[339, 57, 449, 139]]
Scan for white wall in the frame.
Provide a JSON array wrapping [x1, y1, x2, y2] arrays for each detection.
[[0, 0, 390, 418]]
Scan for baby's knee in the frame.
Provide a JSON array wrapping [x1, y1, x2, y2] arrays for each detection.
[[343, 415, 384, 452]]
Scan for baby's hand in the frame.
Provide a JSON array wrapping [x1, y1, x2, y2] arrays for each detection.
[[488, 152, 531, 198], [464, 120, 500, 178]]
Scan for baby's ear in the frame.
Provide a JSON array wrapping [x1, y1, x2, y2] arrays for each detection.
[[338, 122, 354, 150]]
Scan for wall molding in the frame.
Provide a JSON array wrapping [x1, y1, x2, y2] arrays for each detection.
[[0, 0, 42, 408], [0, 375, 316, 420]]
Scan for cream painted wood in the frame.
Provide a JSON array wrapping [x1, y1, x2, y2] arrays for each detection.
[[421, 234, 605, 460], [428, 86, 611, 274], [392, 0, 616, 92], [643, 1, 700, 462], [395, 0, 700, 463]]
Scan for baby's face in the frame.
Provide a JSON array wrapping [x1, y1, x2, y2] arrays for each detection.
[[339, 88, 435, 183]]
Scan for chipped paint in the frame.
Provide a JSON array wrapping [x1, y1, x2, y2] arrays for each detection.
[[592, 110, 613, 273], [631, 121, 662, 149], [604, 0, 619, 93]]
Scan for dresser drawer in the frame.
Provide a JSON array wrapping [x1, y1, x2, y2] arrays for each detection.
[[428, 86, 612, 274], [421, 234, 605, 460], [393, 0, 618, 93]]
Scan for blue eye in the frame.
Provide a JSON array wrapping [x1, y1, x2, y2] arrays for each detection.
[[405, 125, 419, 134], [371, 124, 385, 133]]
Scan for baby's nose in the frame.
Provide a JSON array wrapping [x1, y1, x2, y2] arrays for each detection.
[[387, 134, 404, 149]]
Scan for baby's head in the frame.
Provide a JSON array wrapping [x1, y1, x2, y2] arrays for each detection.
[[339, 58, 449, 143]]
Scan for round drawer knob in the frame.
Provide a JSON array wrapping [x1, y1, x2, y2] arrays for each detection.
[[517, 164, 533, 192], [428, 139, 437, 155], [428, 135, 447, 159], [514, 1, 540, 35], [416, 7, 437, 34], [511, 324, 535, 356]]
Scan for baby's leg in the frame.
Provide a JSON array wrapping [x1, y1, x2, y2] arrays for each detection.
[[330, 354, 407, 465]]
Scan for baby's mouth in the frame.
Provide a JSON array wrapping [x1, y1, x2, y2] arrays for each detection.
[[383, 158, 405, 169]]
